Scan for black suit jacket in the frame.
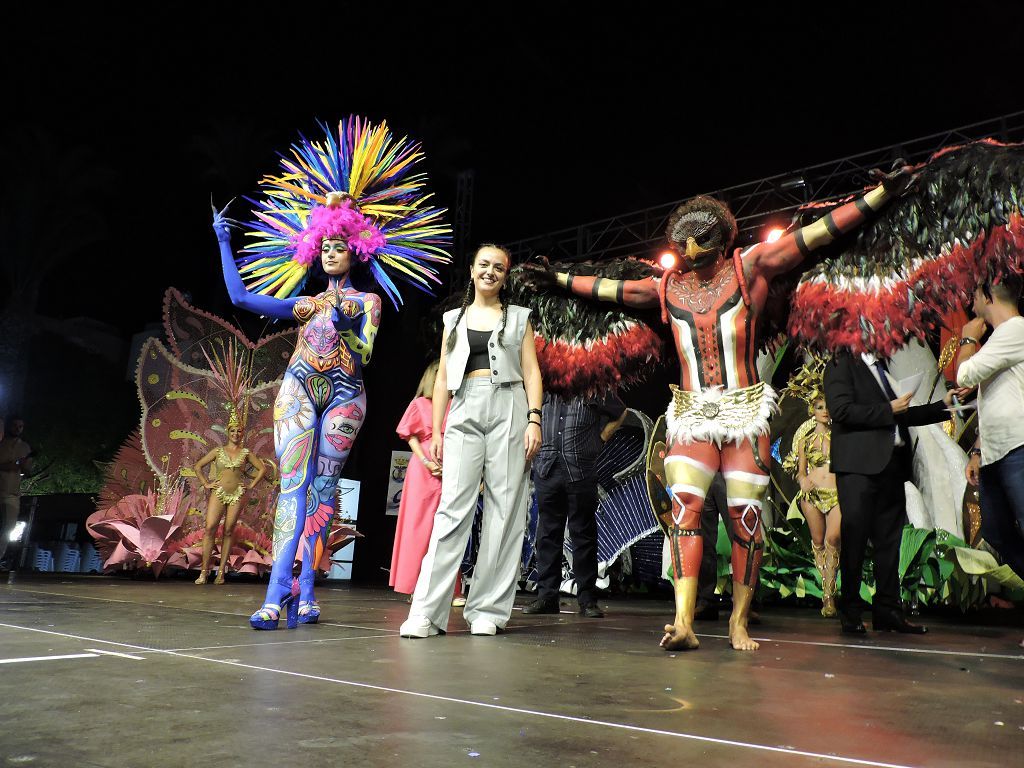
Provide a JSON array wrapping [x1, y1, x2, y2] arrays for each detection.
[[823, 351, 949, 477]]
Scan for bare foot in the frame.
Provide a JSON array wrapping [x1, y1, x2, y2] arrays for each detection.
[[728, 618, 760, 651], [660, 623, 699, 651], [194, 570, 209, 585]]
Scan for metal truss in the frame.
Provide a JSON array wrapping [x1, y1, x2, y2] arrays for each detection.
[[507, 111, 1024, 263], [451, 169, 476, 293]]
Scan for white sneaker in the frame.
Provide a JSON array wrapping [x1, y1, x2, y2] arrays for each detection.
[[400, 615, 439, 638], [470, 619, 497, 636], [451, 596, 467, 607]]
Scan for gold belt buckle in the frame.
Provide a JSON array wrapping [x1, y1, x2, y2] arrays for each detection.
[[700, 402, 720, 419]]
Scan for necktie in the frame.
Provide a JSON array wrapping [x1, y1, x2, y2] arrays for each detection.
[[872, 359, 907, 446], [872, 359, 898, 400]]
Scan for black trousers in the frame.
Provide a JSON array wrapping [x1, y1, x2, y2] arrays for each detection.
[[836, 448, 910, 619], [698, 474, 729, 604], [533, 460, 599, 605]]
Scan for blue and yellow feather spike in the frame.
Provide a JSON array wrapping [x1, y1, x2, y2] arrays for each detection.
[[238, 117, 452, 307]]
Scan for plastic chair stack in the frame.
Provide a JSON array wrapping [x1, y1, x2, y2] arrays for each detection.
[[80, 543, 103, 574], [57, 544, 81, 573], [30, 545, 55, 572]]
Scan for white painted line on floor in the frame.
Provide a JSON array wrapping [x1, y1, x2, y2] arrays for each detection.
[[695, 632, 1024, 661], [510, 607, 577, 614], [165, 634, 396, 652], [315, 621, 399, 633], [0, 653, 98, 664], [6, 587, 397, 635], [0, 621, 919, 768], [0, 623, 158, 654], [7, 587, 1021, 661], [86, 648, 146, 660], [157, 657, 922, 768]]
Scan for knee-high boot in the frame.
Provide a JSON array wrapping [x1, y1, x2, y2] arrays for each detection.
[[818, 542, 840, 618]]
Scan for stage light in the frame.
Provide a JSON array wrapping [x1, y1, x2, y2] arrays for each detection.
[[765, 228, 785, 243], [8, 521, 25, 542], [659, 251, 677, 269]]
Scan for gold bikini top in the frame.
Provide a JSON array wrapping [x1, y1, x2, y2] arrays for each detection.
[[782, 418, 831, 477], [215, 447, 249, 471], [801, 430, 831, 470]]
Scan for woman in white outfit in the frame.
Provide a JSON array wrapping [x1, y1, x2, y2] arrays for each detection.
[[401, 244, 543, 637]]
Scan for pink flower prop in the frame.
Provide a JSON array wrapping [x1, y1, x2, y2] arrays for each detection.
[[176, 523, 275, 575], [85, 486, 190, 578]]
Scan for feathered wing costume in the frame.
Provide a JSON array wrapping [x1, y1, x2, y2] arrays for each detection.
[[506, 259, 664, 399], [788, 140, 1024, 355], [512, 139, 1024, 609]]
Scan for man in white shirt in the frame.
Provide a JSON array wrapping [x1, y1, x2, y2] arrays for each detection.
[[956, 273, 1024, 581]]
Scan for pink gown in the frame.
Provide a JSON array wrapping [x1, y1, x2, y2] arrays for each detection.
[[389, 397, 449, 594]]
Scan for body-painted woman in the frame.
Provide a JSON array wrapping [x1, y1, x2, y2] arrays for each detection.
[[210, 118, 452, 629], [215, 195, 381, 628]]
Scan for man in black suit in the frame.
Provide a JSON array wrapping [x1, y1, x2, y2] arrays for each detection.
[[524, 394, 626, 618], [824, 350, 954, 634]]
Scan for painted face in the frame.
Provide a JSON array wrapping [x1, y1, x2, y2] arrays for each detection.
[[670, 211, 723, 268], [325, 403, 364, 454], [470, 247, 509, 297], [812, 398, 830, 424], [321, 239, 351, 277]]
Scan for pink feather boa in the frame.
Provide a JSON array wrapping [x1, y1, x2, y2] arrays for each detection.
[[292, 202, 385, 266]]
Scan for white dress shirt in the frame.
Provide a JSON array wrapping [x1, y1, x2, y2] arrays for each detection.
[[956, 315, 1024, 465], [861, 352, 904, 447]]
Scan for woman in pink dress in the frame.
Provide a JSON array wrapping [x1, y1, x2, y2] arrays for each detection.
[[390, 362, 459, 599]]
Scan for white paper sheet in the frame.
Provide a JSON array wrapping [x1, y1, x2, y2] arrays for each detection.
[[895, 372, 924, 397]]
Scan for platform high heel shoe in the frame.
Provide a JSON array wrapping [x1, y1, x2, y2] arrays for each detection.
[[250, 578, 300, 630], [297, 575, 320, 624]]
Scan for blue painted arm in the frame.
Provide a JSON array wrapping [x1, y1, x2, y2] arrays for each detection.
[[213, 207, 298, 321]]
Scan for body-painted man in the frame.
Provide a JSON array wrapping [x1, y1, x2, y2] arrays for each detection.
[[531, 176, 905, 650]]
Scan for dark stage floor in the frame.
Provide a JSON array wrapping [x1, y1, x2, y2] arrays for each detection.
[[1, 575, 1022, 768]]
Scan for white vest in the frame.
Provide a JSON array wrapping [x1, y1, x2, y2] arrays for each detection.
[[443, 305, 531, 391]]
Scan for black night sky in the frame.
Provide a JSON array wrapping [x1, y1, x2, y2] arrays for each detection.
[[4, 3, 1023, 580], [8, 4, 1024, 330]]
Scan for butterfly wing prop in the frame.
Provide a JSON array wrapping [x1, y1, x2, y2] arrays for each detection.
[[162, 287, 296, 385]]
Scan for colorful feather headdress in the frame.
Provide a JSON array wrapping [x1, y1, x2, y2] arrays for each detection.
[[238, 117, 453, 308]]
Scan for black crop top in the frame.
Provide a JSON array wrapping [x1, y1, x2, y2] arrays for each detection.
[[466, 329, 491, 372]]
